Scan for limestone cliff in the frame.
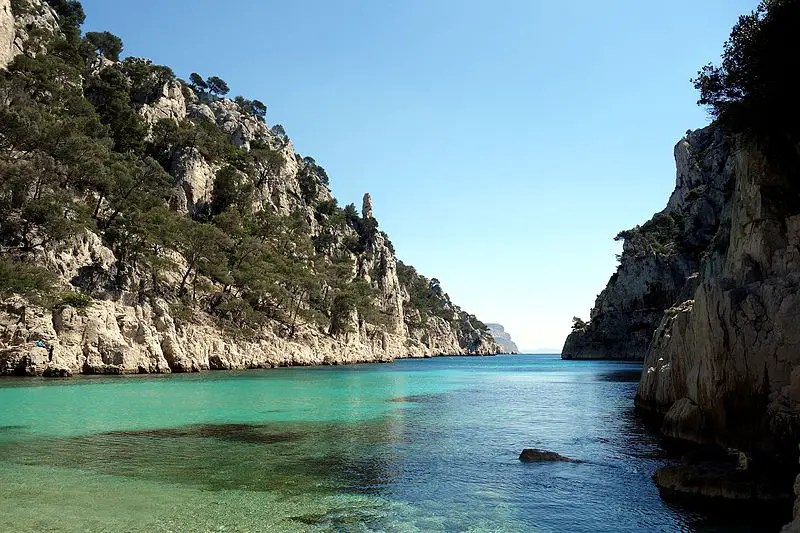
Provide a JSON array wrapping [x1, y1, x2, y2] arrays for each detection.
[[636, 135, 800, 459], [0, 0, 57, 69], [486, 323, 518, 354], [565, 122, 800, 459], [562, 126, 734, 360], [0, 0, 498, 377]]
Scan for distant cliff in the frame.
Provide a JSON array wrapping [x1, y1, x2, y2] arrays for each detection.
[[486, 323, 518, 354], [0, 0, 498, 377]]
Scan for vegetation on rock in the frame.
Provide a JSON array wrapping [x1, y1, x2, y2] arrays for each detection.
[[693, 0, 800, 165], [0, 0, 493, 355]]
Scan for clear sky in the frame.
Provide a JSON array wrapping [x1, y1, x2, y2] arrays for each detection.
[[80, 0, 755, 352]]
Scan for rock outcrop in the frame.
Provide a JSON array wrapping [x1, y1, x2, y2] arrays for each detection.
[[519, 448, 582, 463], [0, 0, 58, 70], [562, 126, 734, 360], [138, 80, 187, 125], [636, 135, 800, 460], [486, 323, 518, 354], [568, 124, 800, 520], [565, 119, 800, 518], [0, 0, 13, 69]]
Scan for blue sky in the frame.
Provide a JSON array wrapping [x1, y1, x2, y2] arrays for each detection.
[[80, 0, 755, 351]]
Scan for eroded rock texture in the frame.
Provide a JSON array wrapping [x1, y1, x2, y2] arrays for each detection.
[[563, 126, 734, 360], [636, 138, 800, 459]]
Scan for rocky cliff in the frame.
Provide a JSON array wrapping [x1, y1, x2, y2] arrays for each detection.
[[564, 0, 800, 524], [0, 0, 498, 377], [486, 323, 518, 354], [0, 0, 58, 69], [636, 132, 800, 458], [562, 126, 734, 360]]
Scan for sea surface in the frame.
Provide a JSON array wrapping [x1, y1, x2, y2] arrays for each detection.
[[0, 354, 777, 532]]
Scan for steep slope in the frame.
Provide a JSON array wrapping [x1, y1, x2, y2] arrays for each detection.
[[0, 0, 498, 377], [562, 126, 734, 360], [486, 323, 518, 354], [565, 0, 800, 524], [636, 134, 800, 457]]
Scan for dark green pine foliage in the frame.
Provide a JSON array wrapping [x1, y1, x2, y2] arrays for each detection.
[[693, 0, 800, 167]]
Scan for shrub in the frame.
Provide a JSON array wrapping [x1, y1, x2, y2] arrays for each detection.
[[0, 259, 57, 295], [57, 290, 93, 309]]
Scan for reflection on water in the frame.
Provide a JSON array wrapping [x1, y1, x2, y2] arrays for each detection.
[[0, 355, 781, 532]]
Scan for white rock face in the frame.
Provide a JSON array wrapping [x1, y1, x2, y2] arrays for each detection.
[[1, 0, 57, 69], [187, 101, 215, 122], [0, 0, 14, 69], [171, 147, 219, 214], [209, 99, 268, 150], [139, 80, 187, 125]]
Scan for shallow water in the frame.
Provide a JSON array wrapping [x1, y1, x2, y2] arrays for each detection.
[[0, 355, 779, 532]]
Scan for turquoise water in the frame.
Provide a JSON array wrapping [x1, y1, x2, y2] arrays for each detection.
[[0, 355, 774, 532]]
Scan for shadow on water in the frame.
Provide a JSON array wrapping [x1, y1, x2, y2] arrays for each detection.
[[387, 393, 449, 404], [0, 420, 405, 498], [596, 369, 644, 383], [0, 424, 27, 432], [103, 423, 302, 445]]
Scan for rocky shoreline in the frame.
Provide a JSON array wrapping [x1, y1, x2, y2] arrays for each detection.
[[0, 287, 498, 378]]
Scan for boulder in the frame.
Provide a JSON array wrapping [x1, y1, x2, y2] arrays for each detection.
[[519, 448, 582, 463]]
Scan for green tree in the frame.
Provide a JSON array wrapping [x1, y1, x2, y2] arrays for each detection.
[[175, 220, 231, 296], [189, 72, 207, 91], [693, 0, 800, 147], [234, 96, 267, 121], [99, 155, 171, 230], [85, 66, 148, 152], [210, 165, 253, 216], [271, 124, 287, 138], [206, 76, 230, 97], [85, 31, 123, 61], [46, 0, 85, 41]]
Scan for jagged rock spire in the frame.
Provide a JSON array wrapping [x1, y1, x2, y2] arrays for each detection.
[[362, 192, 373, 219]]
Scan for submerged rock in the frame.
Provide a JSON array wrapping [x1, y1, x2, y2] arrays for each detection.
[[654, 462, 792, 504], [519, 448, 582, 463]]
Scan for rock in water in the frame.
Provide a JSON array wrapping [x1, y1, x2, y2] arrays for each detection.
[[519, 448, 582, 463]]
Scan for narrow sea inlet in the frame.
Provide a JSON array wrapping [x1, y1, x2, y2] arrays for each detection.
[[0, 356, 772, 532]]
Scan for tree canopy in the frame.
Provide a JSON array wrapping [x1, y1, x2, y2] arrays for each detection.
[[85, 31, 123, 62], [693, 0, 800, 152]]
